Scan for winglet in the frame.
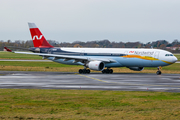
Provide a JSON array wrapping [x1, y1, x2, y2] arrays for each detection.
[[4, 47, 12, 52]]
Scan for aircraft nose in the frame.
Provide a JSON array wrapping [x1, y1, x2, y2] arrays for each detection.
[[172, 56, 178, 63]]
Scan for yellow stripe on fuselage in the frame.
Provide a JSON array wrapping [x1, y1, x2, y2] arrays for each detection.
[[122, 55, 159, 61], [121, 55, 173, 65], [161, 60, 174, 64]]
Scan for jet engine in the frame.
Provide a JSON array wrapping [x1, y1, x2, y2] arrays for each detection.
[[128, 67, 144, 71], [88, 61, 105, 71]]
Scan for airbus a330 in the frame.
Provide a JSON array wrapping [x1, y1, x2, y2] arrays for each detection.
[[5, 23, 178, 75]]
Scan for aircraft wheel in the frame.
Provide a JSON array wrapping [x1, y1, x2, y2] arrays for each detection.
[[106, 69, 110, 74], [83, 69, 87, 74], [156, 70, 161, 75], [87, 69, 90, 74], [102, 69, 113, 74], [79, 69, 83, 74], [109, 69, 113, 74], [79, 69, 90, 74], [102, 69, 106, 74]]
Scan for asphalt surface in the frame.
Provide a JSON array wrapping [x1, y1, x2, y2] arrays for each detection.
[[0, 71, 180, 92]]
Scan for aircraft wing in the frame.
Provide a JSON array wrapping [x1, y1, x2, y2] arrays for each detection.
[[14, 52, 117, 63]]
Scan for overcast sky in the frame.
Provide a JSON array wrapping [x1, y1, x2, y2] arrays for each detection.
[[0, 0, 180, 43]]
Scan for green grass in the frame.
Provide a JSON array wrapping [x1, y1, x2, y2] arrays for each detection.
[[145, 63, 180, 70], [0, 89, 180, 119], [0, 61, 179, 73], [174, 54, 180, 61], [0, 61, 179, 69], [0, 61, 75, 67], [0, 52, 42, 60]]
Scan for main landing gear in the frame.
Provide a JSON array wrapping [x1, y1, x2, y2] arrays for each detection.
[[79, 69, 91, 74], [156, 66, 162, 75], [102, 68, 113, 74], [78, 68, 114, 74]]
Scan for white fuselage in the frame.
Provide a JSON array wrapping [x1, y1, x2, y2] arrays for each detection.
[[47, 47, 177, 68]]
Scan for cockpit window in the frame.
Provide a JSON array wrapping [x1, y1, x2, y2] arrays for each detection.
[[165, 54, 174, 56]]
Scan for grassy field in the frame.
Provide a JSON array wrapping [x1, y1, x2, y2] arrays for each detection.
[[0, 52, 180, 119], [0, 52, 180, 61], [0, 61, 180, 74], [174, 54, 180, 61], [0, 89, 180, 119], [0, 52, 42, 60], [0, 51, 180, 73]]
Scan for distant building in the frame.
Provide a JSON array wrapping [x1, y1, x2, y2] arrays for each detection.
[[166, 47, 180, 50]]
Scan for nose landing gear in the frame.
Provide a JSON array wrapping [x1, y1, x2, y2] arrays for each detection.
[[156, 66, 162, 75]]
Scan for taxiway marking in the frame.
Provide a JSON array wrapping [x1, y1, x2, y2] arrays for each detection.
[[75, 73, 108, 83], [76, 73, 180, 88]]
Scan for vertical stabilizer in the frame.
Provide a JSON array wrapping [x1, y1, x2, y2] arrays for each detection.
[[28, 23, 53, 48]]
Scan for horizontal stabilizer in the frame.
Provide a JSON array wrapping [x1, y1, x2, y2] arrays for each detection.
[[4, 47, 12, 52]]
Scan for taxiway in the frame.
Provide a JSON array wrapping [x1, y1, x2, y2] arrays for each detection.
[[0, 71, 180, 92]]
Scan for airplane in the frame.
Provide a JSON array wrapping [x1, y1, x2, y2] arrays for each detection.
[[4, 23, 178, 75]]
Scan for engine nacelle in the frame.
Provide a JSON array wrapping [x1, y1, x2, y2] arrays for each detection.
[[88, 61, 105, 71], [128, 67, 144, 71]]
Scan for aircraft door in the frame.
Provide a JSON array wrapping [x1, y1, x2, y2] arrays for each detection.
[[124, 51, 128, 56], [123, 51, 128, 59], [80, 50, 85, 56], [154, 51, 160, 59]]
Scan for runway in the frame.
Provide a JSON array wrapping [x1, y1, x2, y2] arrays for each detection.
[[0, 71, 180, 92]]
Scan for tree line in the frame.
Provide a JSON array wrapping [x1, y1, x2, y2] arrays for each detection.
[[0, 39, 180, 52]]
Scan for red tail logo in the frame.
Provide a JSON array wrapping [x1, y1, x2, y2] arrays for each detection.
[[28, 23, 53, 48], [32, 35, 44, 40]]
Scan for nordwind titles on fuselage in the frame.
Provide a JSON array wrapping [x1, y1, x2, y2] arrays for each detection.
[[134, 51, 154, 56]]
